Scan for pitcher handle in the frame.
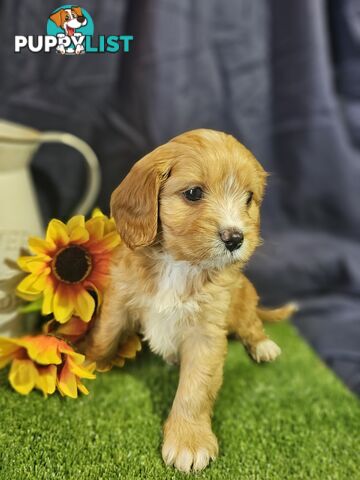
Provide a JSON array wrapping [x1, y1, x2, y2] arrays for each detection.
[[39, 132, 101, 216]]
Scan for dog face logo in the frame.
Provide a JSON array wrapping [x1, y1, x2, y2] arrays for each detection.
[[49, 6, 87, 37], [47, 5, 94, 55]]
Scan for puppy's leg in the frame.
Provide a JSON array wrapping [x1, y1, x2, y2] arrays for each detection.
[[82, 282, 131, 365], [228, 277, 281, 363], [162, 326, 227, 473], [236, 312, 281, 363], [245, 303, 298, 362]]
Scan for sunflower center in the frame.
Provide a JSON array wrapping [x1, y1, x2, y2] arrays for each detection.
[[53, 245, 92, 284]]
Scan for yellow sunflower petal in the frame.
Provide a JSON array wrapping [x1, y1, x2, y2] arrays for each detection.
[[91, 232, 121, 253], [76, 379, 90, 395], [87, 269, 109, 292], [0, 353, 17, 369], [0, 337, 22, 368], [28, 236, 56, 255], [16, 291, 41, 302], [17, 256, 35, 273], [112, 357, 125, 368], [9, 358, 38, 395], [58, 341, 86, 364], [22, 268, 50, 293], [53, 284, 75, 323], [69, 226, 89, 244], [46, 219, 70, 248], [104, 217, 117, 235], [67, 215, 89, 244], [95, 361, 113, 373], [67, 357, 96, 379], [91, 208, 104, 218], [57, 358, 78, 398], [0, 337, 22, 357], [31, 269, 51, 291], [24, 335, 62, 365], [85, 281, 103, 310], [118, 335, 142, 359], [85, 217, 105, 242], [16, 273, 40, 293], [91, 209, 117, 234], [35, 365, 57, 396], [67, 215, 85, 231], [74, 288, 95, 323], [55, 316, 90, 338], [18, 256, 50, 274], [42, 283, 55, 316]]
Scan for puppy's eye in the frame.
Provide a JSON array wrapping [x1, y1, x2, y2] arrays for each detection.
[[246, 191, 253, 206], [65, 14, 70, 20], [183, 187, 204, 202]]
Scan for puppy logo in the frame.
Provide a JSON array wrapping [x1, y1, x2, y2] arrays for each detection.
[[50, 6, 87, 37], [14, 6, 133, 55], [47, 5, 94, 55]]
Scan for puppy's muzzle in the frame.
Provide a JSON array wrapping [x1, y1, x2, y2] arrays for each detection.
[[220, 228, 244, 252]]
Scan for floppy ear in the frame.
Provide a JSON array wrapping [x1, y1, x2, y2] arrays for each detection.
[[110, 147, 171, 249], [253, 161, 269, 204], [49, 10, 64, 27], [72, 6, 83, 16]]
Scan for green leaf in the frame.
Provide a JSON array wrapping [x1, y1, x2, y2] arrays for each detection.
[[18, 297, 43, 314]]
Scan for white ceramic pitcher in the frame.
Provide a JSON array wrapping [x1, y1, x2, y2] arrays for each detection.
[[0, 119, 101, 336]]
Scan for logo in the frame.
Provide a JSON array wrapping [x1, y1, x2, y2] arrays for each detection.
[[47, 5, 94, 54], [15, 5, 133, 55]]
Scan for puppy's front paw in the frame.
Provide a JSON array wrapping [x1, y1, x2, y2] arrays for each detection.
[[162, 417, 218, 473], [75, 44, 84, 55], [56, 44, 66, 55], [252, 339, 281, 363]]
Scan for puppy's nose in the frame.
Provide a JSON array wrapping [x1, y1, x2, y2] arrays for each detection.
[[220, 228, 244, 252], [78, 15, 86, 23]]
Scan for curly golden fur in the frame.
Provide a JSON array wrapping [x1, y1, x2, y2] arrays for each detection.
[[83, 129, 296, 473]]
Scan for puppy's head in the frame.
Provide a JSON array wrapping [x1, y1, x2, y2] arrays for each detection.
[[111, 129, 267, 268], [50, 6, 87, 30]]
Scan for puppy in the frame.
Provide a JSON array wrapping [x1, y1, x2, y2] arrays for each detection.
[[49, 6, 87, 54], [84, 129, 296, 473]]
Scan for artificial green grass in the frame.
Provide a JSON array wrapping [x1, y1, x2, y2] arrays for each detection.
[[0, 323, 359, 480]]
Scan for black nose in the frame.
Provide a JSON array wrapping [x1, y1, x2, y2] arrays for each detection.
[[78, 15, 86, 23], [220, 228, 244, 252]]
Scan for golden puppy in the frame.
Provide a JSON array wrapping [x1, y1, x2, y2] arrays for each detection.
[[84, 129, 296, 473]]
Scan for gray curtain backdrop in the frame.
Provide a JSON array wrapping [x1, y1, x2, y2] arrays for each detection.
[[0, 0, 359, 393]]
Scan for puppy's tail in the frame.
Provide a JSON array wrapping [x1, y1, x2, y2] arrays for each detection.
[[256, 302, 298, 323]]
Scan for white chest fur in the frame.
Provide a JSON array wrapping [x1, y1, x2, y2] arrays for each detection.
[[140, 255, 204, 362]]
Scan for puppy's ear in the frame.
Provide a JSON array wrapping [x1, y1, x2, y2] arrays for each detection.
[[111, 147, 171, 249], [253, 159, 268, 204], [49, 10, 64, 27], [72, 6, 82, 16]]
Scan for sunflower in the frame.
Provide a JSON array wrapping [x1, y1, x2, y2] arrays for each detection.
[[96, 335, 142, 372], [0, 334, 96, 398], [43, 316, 142, 372], [43, 315, 91, 344], [16, 210, 120, 324]]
